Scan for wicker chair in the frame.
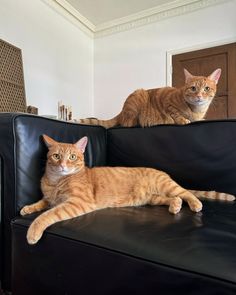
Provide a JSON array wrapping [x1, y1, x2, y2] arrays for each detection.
[[0, 39, 26, 113]]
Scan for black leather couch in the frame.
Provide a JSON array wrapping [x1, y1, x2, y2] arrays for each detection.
[[1, 113, 236, 295]]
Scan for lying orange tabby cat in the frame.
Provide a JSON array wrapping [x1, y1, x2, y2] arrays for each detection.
[[21, 135, 234, 244], [78, 68, 221, 128]]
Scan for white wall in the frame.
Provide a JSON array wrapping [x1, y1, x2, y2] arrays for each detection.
[[0, 0, 94, 118], [94, 0, 236, 119], [1, 0, 236, 119]]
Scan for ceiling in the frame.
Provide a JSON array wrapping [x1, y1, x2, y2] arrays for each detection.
[[52, 0, 226, 37], [66, 0, 176, 26]]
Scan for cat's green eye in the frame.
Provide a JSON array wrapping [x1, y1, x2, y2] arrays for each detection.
[[69, 154, 77, 161], [53, 153, 60, 160], [190, 86, 196, 91], [204, 86, 210, 91]]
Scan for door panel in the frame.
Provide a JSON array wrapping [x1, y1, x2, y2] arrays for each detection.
[[172, 43, 236, 119]]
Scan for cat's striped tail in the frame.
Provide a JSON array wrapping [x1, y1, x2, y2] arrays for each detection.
[[75, 114, 121, 128], [190, 190, 235, 201]]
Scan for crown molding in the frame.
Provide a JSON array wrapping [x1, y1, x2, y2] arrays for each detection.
[[41, 0, 231, 38], [94, 0, 231, 38], [54, 0, 95, 31], [41, 0, 94, 37], [95, 0, 200, 34]]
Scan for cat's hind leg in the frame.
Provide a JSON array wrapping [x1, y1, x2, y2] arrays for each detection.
[[120, 110, 138, 127], [149, 195, 182, 214], [173, 190, 202, 212], [154, 172, 202, 212], [119, 89, 145, 127]]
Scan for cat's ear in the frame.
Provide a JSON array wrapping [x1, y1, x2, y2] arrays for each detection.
[[75, 136, 88, 153], [208, 68, 221, 84], [184, 69, 193, 83], [42, 134, 58, 148]]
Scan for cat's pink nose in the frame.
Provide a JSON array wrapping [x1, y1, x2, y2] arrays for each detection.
[[60, 164, 67, 170]]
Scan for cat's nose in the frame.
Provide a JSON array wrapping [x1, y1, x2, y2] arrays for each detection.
[[60, 164, 67, 170]]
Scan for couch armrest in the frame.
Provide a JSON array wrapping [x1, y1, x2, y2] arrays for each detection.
[[0, 112, 106, 291]]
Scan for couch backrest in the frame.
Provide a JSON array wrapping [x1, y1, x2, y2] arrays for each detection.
[[107, 121, 236, 195], [0, 113, 107, 290], [12, 115, 106, 211]]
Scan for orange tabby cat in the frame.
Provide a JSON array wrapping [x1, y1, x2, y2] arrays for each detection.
[[78, 68, 221, 128], [21, 135, 234, 244]]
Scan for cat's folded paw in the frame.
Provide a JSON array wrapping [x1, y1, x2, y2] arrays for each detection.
[[27, 222, 43, 245], [176, 118, 191, 125]]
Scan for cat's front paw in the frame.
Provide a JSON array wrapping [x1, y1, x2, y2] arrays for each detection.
[[27, 221, 43, 245], [20, 205, 34, 216], [176, 118, 191, 125]]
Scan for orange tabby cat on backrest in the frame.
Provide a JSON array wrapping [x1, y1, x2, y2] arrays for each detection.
[[78, 68, 221, 128], [20, 135, 234, 244]]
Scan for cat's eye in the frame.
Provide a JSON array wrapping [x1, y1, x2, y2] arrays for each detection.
[[53, 153, 60, 160], [204, 86, 210, 91], [69, 154, 77, 161], [190, 86, 196, 91]]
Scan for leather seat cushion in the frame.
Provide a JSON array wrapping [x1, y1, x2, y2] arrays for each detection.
[[11, 200, 236, 294]]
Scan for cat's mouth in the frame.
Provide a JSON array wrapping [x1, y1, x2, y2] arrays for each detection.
[[185, 98, 209, 106], [58, 166, 81, 175], [59, 169, 70, 175], [55, 166, 72, 175]]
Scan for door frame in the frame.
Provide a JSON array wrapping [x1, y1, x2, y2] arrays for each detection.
[[166, 37, 236, 86]]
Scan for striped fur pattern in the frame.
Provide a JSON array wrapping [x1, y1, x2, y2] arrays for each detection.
[[21, 135, 234, 244], [78, 68, 221, 128]]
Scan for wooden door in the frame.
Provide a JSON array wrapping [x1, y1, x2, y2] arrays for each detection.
[[172, 43, 236, 119]]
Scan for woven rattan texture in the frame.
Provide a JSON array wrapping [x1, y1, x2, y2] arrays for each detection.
[[0, 39, 26, 112]]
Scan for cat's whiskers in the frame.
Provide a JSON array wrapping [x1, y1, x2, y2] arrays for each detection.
[[46, 166, 65, 184], [186, 99, 211, 113]]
